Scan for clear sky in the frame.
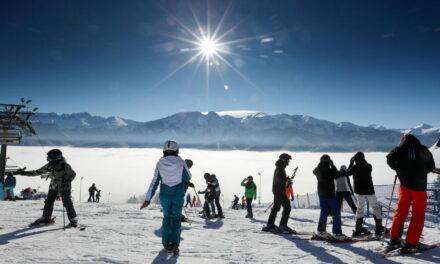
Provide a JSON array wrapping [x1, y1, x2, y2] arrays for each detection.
[[1, 0, 439, 128]]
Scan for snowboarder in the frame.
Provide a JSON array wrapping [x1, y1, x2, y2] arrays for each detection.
[[207, 174, 224, 218], [96, 189, 101, 203], [15, 149, 79, 227], [335, 165, 357, 214], [140, 140, 192, 255], [4, 172, 16, 201], [313, 155, 349, 241], [185, 193, 192, 207], [88, 184, 97, 202], [263, 153, 295, 234], [346, 152, 384, 237], [386, 134, 436, 253], [241, 176, 257, 218], [232, 195, 239, 210]]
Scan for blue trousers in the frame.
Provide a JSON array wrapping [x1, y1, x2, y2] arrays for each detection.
[[160, 194, 184, 246], [319, 198, 342, 234]]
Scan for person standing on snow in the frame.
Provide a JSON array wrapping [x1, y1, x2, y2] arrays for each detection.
[[241, 176, 257, 218], [263, 153, 295, 234], [232, 195, 239, 210], [96, 189, 101, 203], [4, 173, 16, 201], [207, 174, 224, 218], [88, 184, 97, 202], [185, 193, 192, 207], [140, 140, 192, 255], [386, 134, 435, 253], [15, 149, 79, 227], [313, 155, 349, 241], [334, 165, 357, 214], [347, 152, 384, 237], [241, 196, 245, 209]]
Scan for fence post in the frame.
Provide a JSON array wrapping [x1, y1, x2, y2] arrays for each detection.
[[296, 193, 300, 208], [306, 193, 311, 208]]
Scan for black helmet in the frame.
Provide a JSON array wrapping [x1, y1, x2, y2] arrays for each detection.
[[354, 152, 365, 162], [320, 154, 331, 163], [185, 159, 193, 169], [204, 173, 210, 179], [47, 149, 62, 160], [279, 153, 292, 161]]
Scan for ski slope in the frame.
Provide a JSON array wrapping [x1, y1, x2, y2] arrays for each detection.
[[1, 200, 439, 263]]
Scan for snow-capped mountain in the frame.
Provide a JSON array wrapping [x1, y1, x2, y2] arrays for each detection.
[[24, 111, 439, 151]]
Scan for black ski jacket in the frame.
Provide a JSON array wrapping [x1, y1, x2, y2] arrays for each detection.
[[313, 162, 339, 199], [346, 161, 375, 195], [272, 159, 288, 197], [387, 135, 435, 191]]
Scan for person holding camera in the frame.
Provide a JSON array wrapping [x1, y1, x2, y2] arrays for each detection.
[[241, 176, 257, 218], [347, 152, 384, 237]]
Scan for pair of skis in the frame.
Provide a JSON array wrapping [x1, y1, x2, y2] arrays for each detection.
[[29, 217, 86, 231], [378, 242, 440, 258]]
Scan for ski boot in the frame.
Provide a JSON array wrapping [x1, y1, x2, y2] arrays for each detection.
[[401, 242, 429, 254], [67, 218, 78, 228], [312, 232, 333, 240], [278, 225, 296, 234], [385, 237, 403, 252], [332, 233, 352, 242], [374, 216, 384, 237], [30, 216, 55, 226], [352, 218, 371, 237], [217, 214, 225, 219], [262, 223, 280, 233], [169, 243, 179, 256]]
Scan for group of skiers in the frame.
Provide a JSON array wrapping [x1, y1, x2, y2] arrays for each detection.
[[8, 134, 440, 256]]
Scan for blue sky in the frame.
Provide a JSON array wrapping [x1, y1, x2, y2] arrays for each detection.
[[1, 0, 439, 128]]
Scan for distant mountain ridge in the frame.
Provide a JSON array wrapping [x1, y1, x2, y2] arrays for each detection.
[[23, 111, 440, 151]]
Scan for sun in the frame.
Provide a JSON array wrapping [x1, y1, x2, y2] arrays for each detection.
[[199, 38, 218, 56]]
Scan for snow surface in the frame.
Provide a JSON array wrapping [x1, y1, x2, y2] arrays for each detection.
[[6, 147, 440, 204], [1, 201, 439, 263]]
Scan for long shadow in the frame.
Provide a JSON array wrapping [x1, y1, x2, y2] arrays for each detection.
[[249, 218, 266, 224], [151, 249, 177, 264], [154, 227, 162, 238], [290, 217, 316, 223], [281, 235, 348, 264], [203, 219, 224, 229], [330, 242, 406, 264], [0, 226, 64, 245]]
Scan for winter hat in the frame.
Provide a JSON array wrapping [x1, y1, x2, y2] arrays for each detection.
[[320, 154, 331, 163], [354, 152, 365, 162], [247, 176, 253, 181], [204, 173, 210, 180], [279, 153, 292, 161], [47, 149, 63, 160], [185, 159, 193, 169]]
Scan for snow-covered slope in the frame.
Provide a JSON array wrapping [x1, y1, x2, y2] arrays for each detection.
[[1, 201, 439, 263]]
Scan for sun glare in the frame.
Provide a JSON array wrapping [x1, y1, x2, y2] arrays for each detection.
[[199, 38, 217, 56]]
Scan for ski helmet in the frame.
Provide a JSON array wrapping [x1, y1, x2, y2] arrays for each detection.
[[354, 152, 365, 162], [204, 173, 210, 180], [320, 154, 331, 163], [185, 159, 193, 169], [279, 153, 292, 161], [47, 149, 63, 160], [163, 140, 179, 152]]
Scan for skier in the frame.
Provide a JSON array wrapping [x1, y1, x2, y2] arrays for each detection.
[[334, 165, 357, 214], [4, 172, 16, 201], [386, 134, 436, 253], [207, 174, 224, 218], [313, 155, 349, 241], [241, 196, 245, 209], [88, 184, 97, 202], [346, 152, 384, 237], [140, 140, 192, 255], [232, 195, 239, 210], [263, 153, 295, 234], [241, 176, 257, 218], [15, 149, 78, 227], [185, 193, 192, 207], [96, 189, 101, 203]]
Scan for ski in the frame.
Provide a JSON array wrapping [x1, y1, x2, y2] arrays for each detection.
[[379, 242, 440, 258], [29, 217, 56, 227], [65, 224, 87, 231]]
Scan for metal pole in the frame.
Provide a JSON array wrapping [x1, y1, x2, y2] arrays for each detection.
[[0, 144, 7, 184], [384, 175, 398, 238], [307, 193, 311, 208], [258, 172, 261, 206], [79, 177, 83, 202], [108, 192, 110, 203]]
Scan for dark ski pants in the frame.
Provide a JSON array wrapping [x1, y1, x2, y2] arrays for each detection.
[[214, 192, 223, 216], [88, 193, 95, 202], [268, 193, 291, 226], [246, 197, 253, 216], [318, 198, 341, 234], [43, 189, 77, 221], [185, 200, 192, 207], [390, 185, 427, 245], [336, 191, 357, 214], [232, 201, 239, 210]]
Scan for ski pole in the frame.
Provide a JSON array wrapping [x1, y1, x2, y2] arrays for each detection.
[[264, 202, 273, 213], [183, 206, 191, 226], [383, 175, 398, 238], [192, 186, 202, 207]]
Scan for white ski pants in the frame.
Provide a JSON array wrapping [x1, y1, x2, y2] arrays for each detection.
[[355, 194, 381, 219]]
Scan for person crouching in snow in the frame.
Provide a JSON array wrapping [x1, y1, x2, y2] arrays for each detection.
[[15, 149, 78, 227], [140, 140, 192, 255], [386, 134, 435, 253], [313, 154, 349, 241]]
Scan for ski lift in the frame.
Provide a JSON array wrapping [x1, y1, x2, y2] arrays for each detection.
[[0, 131, 21, 144]]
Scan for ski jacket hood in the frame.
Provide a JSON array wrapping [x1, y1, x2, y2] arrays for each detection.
[[275, 159, 286, 168]]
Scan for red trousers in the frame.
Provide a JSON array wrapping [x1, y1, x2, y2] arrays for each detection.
[[390, 185, 427, 245]]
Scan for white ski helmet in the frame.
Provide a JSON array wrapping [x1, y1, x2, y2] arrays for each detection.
[[163, 140, 179, 152]]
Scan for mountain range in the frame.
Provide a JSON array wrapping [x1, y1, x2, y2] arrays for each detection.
[[22, 110, 440, 152]]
